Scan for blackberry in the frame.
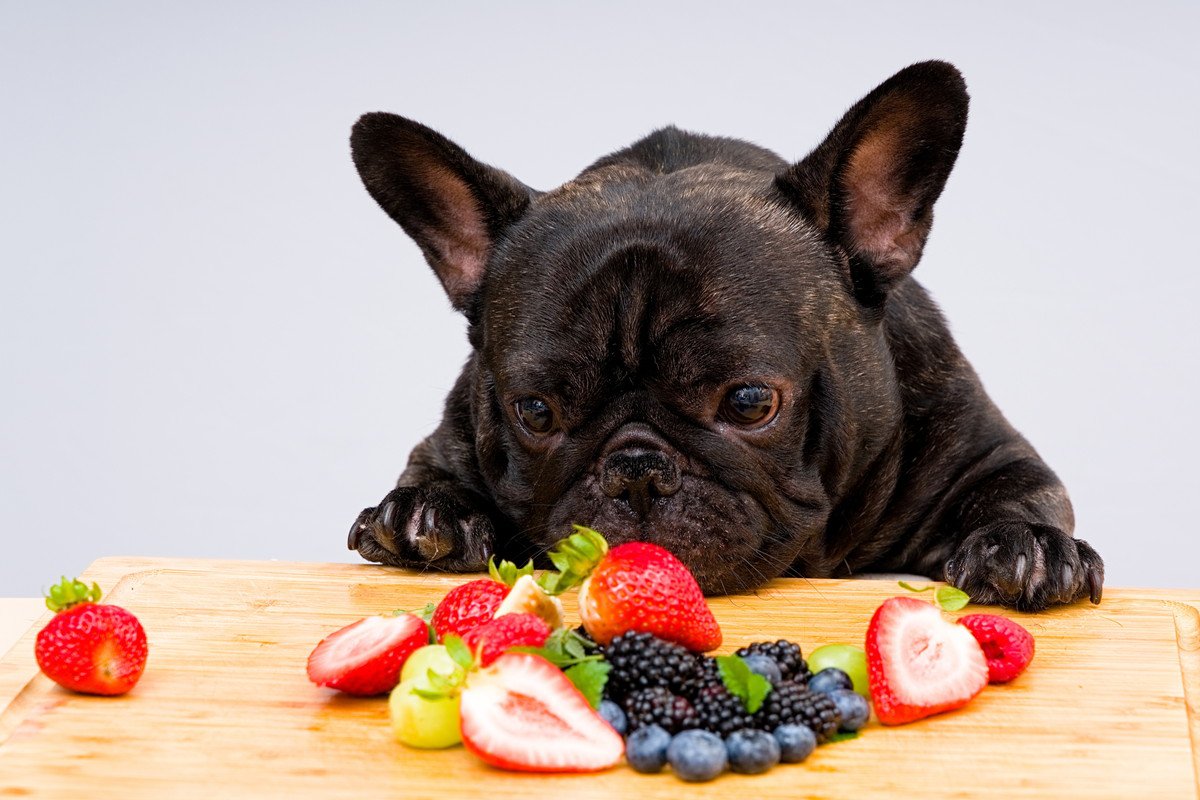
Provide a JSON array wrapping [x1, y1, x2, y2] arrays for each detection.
[[735, 640, 811, 683], [678, 656, 721, 699], [753, 681, 841, 742], [691, 682, 755, 736], [603, 631, 699, 700], [623, 687, 698, 734]]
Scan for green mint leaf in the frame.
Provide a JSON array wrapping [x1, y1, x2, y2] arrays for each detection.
[[717, 655, 751, 707], [826, 730, 860, 743], [444, 635, 474, 671], [935, 585, 970, 611], [564, 660, 611, 709], [745, 672, 771, 713], [898, 580, 934, 593]]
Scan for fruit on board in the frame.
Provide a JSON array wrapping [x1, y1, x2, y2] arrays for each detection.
[[35, 577, 148, 696], [538, 527, 720, 651], [957, 613, 1035, 684], [461, 612, 552, 666], [306, 612, 429, 696], [389, 675, 462, 748], [458, 652, 624, 772], [807, 643, 869, 695], [866, 596, 988, 725]]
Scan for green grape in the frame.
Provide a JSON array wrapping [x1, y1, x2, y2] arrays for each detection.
[[808, 644, 869, 696], [389, 676, 461, 749], [400, 644, 460, 684]]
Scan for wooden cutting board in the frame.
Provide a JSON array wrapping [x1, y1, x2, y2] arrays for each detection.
[[1, 557, 1197, 798]]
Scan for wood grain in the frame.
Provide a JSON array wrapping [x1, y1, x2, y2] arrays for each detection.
[[0, 557, 1196, 798]]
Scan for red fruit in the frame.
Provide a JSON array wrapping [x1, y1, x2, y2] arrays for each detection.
[[431, 579, 510, 641], [958, 613, 1035, 683], [462, 613, 552, 666], [866, 596, 988, 725], [459, 653, 624, 772], [36, 579, 148, 696], [306, 613, 429, 696], [579, 541, 721, 652]]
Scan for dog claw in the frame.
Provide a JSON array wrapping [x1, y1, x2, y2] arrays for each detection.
[[379, 500, 396, 530], [347, 511, 369, 550], [1088, 569, 1103, 604]]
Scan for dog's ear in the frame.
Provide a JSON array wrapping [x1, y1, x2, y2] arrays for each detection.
[[777, 61, 968, 303], [351, 113, 534, 313]]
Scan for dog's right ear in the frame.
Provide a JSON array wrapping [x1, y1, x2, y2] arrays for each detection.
[[350, 113, 534, 314]]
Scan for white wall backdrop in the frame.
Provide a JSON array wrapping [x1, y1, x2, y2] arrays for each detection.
[[2, 1, 1197, 596]]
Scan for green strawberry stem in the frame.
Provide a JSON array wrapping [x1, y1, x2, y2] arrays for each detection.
[[535, 525, 609, 596], [487, 557, 535, 587], [44, 577, 102, 613]]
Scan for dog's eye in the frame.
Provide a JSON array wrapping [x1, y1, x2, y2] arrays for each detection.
[[514, 397, 557, 435], [719, 385, 780, 427]]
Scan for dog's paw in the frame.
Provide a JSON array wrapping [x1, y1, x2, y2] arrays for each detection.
[[943, 522, 1104, 611], [347, 482, 495, 571]]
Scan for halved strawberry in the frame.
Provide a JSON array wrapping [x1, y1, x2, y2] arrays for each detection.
[[307, 613, 429, 696], [866, 596, 988, 725], [459, 653, 624, 772], [958, 613, 1035, 683], [462, 613, 552, 666]]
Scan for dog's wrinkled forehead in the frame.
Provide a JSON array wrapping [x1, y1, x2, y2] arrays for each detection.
[[481, 164, 845, 393]]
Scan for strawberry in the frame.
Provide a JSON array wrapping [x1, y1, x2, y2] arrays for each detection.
[[307, 612, 429, 696], [430, 558, 537, 641], [958, 613, 1035, 683], [431, 580, 509, 641], [538, 527, 721, 651], [35, 577, 148, 696], [462, 613, 552, 666], [866, 596, 988, 725], [458, 652, 624, 772]]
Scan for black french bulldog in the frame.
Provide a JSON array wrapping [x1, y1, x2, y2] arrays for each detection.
[[345, 61, 1103, 611]]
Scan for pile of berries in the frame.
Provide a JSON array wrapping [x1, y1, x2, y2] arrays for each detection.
[[597, 632, 871, 781]]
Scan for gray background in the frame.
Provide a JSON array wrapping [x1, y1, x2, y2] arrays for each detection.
[[2, 2, 1197, 596]]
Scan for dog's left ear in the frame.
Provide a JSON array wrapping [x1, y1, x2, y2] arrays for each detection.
[[777, 61, 968, 302]]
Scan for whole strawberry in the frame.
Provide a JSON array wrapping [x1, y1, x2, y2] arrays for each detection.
[[35, 577, 148, 696], [463, 613, 552, 666], [540, 526, 722, 652]]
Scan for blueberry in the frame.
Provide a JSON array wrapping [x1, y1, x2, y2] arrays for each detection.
[[725, 728, 781, 774], [598, 699, 627, 735], [808, 667, 853, 695], [773, 724, 817, 763], [829, 688, 870, 731], [666, 729, 727, 782], [625, 725, 672, 774], [740, 654, 783, 684]]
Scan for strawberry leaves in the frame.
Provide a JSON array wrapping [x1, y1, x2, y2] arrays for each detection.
[[898, 580, 971, 611], [488, 557, 535, 587], [536, 525, 609, 596], [45, 577, 102, 612], [510, 627, 600, 668], [717, 654, 772, 713]]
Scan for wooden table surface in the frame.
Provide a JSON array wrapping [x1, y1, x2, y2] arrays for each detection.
[[1, 557, 1197, 798]]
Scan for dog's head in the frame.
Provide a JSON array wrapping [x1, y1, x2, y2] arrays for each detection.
[[351, 61, 968, 592]]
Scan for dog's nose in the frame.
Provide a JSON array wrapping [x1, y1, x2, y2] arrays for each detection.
[[599, 447, 682, 518]]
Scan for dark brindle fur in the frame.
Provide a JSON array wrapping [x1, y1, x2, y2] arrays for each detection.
[[345, 61, 1103, 611]]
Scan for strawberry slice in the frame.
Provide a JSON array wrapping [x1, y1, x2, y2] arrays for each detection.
[[307, 613, 429, 696], [958, 613, 1035, 683], [866, 596, 988, 725], [459, 653, 624, 772], [462, 613, 552, 666]]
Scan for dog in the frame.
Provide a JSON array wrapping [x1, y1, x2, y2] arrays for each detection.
[[344, 60, 1103, 611]]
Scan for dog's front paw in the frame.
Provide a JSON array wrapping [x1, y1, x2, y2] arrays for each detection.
[[944, 522, 1103, 611], [347, 482, 495, 571]]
